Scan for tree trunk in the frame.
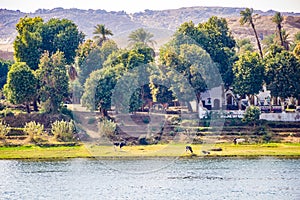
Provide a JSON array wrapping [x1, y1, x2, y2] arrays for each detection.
[[187, 102, 193, 112], [196, 93, 201, 113], [26, 103, 31, 114], [251, 22, 263, 59], [33, 99, 39, 112], [237, 97, 242, 110], [141, 87, 145, 112], [278, 25, 284, 47]]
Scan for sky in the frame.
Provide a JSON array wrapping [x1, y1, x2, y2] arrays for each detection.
[[1, 0, 300, 13]]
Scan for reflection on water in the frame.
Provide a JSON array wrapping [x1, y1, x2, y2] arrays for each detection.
[[0, 158, 299, 199]]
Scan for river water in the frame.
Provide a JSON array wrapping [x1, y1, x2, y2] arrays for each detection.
[[0, 158, 299, 199]]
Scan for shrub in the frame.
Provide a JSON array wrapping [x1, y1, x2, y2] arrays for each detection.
[[51, 120, 75, 142], [242, 106, 261, 126], [142, 117, 150, 124], [169, 116, 181, 125], [24, 121, 45, 142], [60, 106, 73, 119], [0, 121, 10, 138], [98, 118, 116, 138]]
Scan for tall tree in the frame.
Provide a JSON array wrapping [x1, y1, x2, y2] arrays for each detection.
[[265, 48, 300, 103], [128, 28, 156, 47], [36, 51, 69, 113], [93, 24, 113, 46], [14, 17, 84, 70], [233, 52, 265, 105], [240, 8, 263, 59], [272, 12, 284, 47], [3, 62, 37, 113], [41, 18, 84, 64], [13, 16, 43, 70], [175, 16, 237, 88]]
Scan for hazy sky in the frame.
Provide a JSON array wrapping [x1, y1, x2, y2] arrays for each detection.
[[1, 0, 300, 13]]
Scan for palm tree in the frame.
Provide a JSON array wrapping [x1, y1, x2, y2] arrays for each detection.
[[93, 24, 113, 46], [281, 29, 290, 50], [240, 8, 263, 59], [272, 12, 284, 47], [128, 28, 156, 47]]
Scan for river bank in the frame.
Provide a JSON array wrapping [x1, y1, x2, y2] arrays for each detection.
[[0, 143, 299, 159]]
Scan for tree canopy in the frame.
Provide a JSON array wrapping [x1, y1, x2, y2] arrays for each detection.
[[233, 52, 265, 104], [3, 62, 37, 113], [36, 51, 69, 113], [265, 48, 300, 99], [174, 16, 236, 88], [128, 28, 156, 47], [14, 16, 84, 70]]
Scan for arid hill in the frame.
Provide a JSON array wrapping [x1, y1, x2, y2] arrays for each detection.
[[0, 7, 299, 60]]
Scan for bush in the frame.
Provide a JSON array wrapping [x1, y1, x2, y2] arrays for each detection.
[[60, 106, 73, 119], [242, 106, 261, 126], [51, 120, 75, 142], [98, 118, 116, 138], [0, 108, 14, 117], [0, 121, 10, 138], [24, 121, 45, 142]]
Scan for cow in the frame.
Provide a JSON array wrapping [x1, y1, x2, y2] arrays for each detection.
[[113, 141, 126, 149], [185, 146, 193, 153], [233, 138, 246, 145]]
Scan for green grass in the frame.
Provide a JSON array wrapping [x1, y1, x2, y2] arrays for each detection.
[[0, 143, 299, 159], [0, 145, 91, 159]]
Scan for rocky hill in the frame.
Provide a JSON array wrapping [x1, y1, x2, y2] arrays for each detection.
[[0, 6, 299, 58]]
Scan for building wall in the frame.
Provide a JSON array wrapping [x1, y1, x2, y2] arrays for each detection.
[[260, 113, 300, 122]]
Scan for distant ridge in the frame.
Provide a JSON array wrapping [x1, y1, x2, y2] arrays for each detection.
[[0, 6, 299, 54]]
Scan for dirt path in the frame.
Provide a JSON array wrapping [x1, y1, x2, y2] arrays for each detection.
[[67, 104, 100, 139]]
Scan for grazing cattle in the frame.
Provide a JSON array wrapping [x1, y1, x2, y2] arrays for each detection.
[[202, 150, 210, 155], [185, 146, 193, 153], [233, 138, 245, 145], [113, 142, 126, 149]]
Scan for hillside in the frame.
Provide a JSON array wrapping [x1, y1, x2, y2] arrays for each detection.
[[0, 6, 300, 58]]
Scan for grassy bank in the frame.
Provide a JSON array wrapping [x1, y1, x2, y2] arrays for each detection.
[[0, 143, 300, 159]]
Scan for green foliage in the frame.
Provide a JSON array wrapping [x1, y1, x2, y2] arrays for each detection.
[[265, 49, 300, 98], [75, 39, 118, 86], [242, 106, 261, 125], [233, 52, 264, 102], [0, 121, 10, 138], [93, 24, 113, 46], [0, 59, 12, 89], [272, 12, 284, 48], [13, 16, 43, 70], [14, 16, 84, 70], [294, 42, 300, 59], [36, 51, 69, 113], [0, 108, 14, 117], [41, 18, 84, 64], [236, 39, 254, 54], [24, 121, 45, 142], [60, 106, 73, 119], [98, 118, 116, 138], [81, 45, 154, 114], [163, 16, 236, 89], [128, 28, 156, 47], [3, 62, 37, 113], [51, 120, 75, 142]]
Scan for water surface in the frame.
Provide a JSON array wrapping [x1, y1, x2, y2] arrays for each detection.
[[0, 158, 299, 199]]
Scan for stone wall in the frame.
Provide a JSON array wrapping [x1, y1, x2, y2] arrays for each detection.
[[260, 112, 300, 122]]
